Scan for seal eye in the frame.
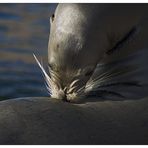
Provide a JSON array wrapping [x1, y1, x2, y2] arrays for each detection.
[[85, 70, 93, 77], [50, 13, 55, 23]]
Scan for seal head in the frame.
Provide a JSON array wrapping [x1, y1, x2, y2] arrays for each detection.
[[48, 4, 109, 102], [38, 4, 148, 102]]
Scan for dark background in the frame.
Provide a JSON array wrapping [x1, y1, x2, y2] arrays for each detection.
[[0, 3, 57, 100]]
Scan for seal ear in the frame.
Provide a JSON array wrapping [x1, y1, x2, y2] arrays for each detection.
[[50, 14, 55, 24]]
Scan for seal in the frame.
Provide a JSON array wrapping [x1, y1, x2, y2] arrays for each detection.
[[34, 4, 148, 102], [0, 96, 148, 144]]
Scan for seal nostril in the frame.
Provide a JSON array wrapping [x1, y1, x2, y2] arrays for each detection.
[[61, 94, 69, 102], [62, 97, 69, 102]]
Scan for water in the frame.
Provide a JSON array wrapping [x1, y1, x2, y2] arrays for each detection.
[[0, 4, 57, 100]]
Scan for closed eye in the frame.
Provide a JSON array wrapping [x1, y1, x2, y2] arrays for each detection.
[[106, 27, 137, 55]]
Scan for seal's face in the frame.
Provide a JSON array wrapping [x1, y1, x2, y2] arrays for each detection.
[[48, 4, 107, 102], [48, 28, 97, 101]]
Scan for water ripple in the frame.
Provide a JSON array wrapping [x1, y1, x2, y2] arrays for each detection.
[[0, 4, 57, 100]]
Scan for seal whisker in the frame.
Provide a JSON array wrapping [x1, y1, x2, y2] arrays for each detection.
[[69, 79, 79, 88], [67, 86, 77, 94], [33, 54, 51, 81], [77, 84, 86, 93], [89, 68, 118, 85], [77, 70, 111, 94], [87, 65, 136, 92], [85, 68, 115, 91], [33, 54, 54, 95], [45, 83, 52, 95], [87, 66, 117, 86], [76, 85, 87, 95], [49, 71, 61, 89], [77, 66, 121, 96]]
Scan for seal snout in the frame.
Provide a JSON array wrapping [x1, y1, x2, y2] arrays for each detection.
[[56, 86, 79, 102], [56, 87, 67, 101], [56, 87, 70, 102]]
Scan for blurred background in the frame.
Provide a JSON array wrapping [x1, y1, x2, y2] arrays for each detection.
[[0, 3, 57, 100]]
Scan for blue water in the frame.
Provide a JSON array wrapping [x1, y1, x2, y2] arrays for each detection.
[[0, 4, 57, 100]]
